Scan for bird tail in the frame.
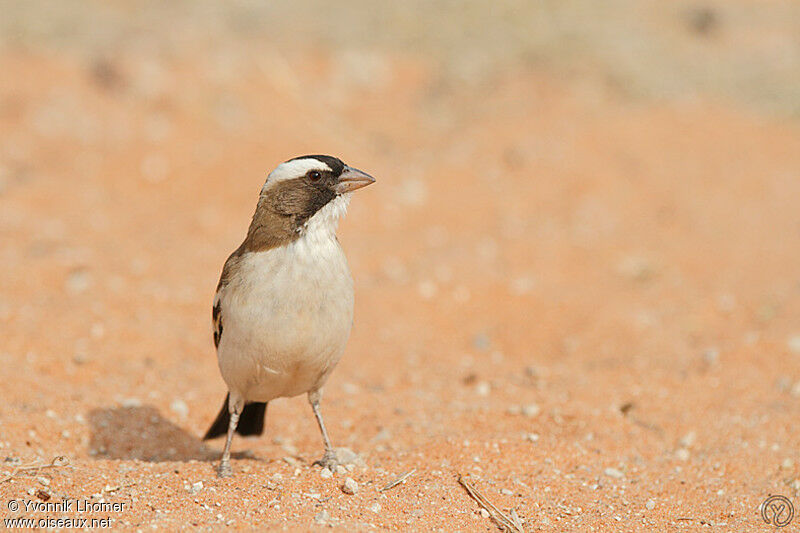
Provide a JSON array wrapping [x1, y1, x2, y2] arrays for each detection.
[[203, 393, 268, 440]]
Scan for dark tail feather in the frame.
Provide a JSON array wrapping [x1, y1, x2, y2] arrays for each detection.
[[237, 401, 268, 436], [203, 393, 268, 440], [203, 394, 231, 440]]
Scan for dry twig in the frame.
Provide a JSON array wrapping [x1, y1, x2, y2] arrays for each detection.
[[104, 481, 138, 493], [0, 455, 70, 484], [458, 474, 524, 533], [379, 468, 416, 492]]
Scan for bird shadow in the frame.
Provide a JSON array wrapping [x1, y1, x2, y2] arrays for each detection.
[[87, 405, 251, 463]]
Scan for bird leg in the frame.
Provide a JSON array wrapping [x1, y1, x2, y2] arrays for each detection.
[[217, 395, 242, 478], [309, 390, 337, 469]]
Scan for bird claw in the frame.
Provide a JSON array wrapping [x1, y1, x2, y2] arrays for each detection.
[[313, 451, 338, 470], [217, 462, 233, 478]]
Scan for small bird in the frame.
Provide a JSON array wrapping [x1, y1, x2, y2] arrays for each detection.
[[203, 155, 375, 477]]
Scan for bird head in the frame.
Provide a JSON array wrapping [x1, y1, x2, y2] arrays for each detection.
[[244, 155, 375, 251], [264, 154, 374, 196]]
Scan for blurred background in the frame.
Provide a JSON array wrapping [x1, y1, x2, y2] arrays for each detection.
[[1, 1, 799, 530]]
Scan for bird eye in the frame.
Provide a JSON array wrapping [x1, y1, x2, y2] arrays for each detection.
[[308, 170, 322, 182]]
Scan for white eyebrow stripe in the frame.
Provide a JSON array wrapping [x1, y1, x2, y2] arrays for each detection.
[[263, 158, 332, 189]]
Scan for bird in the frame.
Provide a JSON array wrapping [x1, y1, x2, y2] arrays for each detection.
[[202, 154, 375, 477]]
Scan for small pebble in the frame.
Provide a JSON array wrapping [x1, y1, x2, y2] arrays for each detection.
[[341, 382, 359, 395], [616, 255, 655, 281], [342, 477, 358, 495], [334, 447, 363, 466], [509, 276, 534, 295], [679, 431, 696, 448], [373, 428, 391, 441], [170, 399, 189, 419], [417, 280, 437, 299], [479, 508, 490, 519], [314, 510, 330, 524], [646, 499, 656, 510], [475, 382, 491, 397], [472, 333, 491, 352], [189, 481, 203, 494], [281, 442, 298, 455], [521, 404, 540, 418], [788, 335, 800, 354], [369, 502, 381, 513], [604, 467, 624, 479], [675, 448, 691, 461], [65, 269, 92, 294], [501, 488, 513, 496], [702, 348, 719, 365], [320, 467, 333, 479]]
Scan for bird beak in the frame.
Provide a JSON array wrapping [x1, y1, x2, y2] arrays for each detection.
[[336, 166, 376, 194]]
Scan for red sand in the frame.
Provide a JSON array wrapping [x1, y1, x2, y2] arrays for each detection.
[[1, 46, 800, 531]]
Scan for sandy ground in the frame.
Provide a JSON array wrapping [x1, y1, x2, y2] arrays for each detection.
[[2, 3, 800, 531]]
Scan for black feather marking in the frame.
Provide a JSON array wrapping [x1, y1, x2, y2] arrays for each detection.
[[287, 154, 345, 176], [212, 301, 223, 349]]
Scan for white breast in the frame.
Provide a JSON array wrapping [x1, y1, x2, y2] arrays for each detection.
[[216, 197, 354, 402]]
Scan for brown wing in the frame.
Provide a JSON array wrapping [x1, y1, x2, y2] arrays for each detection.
[[212, 298, 223, 349], [211, 244, 245, 350]]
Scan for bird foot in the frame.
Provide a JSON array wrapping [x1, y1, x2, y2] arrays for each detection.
[[313, 450, 338, 470], [217, 461, 233, 478]]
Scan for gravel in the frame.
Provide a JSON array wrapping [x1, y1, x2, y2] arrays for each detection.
[[170, 399, 189, 419], [342, 477, 359, 495], [521, 404, 540, 418], [788, 335, 800, 354], [475, 382, 491, 396], [314, 510, 330, 524]]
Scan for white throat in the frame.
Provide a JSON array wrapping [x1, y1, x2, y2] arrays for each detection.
[[300, 193, 351, 243]]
